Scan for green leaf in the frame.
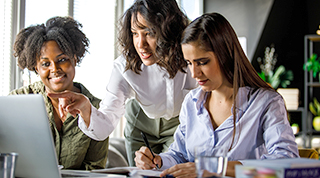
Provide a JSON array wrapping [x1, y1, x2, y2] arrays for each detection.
[[310, 102, 317, 116], [258, 72, 266, 82], [314, 98, 320, 115]]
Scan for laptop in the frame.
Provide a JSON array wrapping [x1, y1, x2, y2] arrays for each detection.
[[0, 94, 124, 178]]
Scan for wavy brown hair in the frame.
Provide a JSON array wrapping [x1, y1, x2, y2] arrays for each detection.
[[13, 16, 89, 71], [118, 0, 189, 78], [181, 12, 274, 150]]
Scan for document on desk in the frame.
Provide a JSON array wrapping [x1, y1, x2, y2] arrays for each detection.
[[91, 167, 162, 177]]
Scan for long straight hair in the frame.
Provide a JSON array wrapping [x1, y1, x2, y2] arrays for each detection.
[[181, 12, 273, 150]]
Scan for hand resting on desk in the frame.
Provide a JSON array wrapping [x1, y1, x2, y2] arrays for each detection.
[[135, 146, 242, 177]]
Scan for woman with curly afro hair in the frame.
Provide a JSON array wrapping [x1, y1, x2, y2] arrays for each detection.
[[9, 16, 109, 170], [48, 0, 198, 166]]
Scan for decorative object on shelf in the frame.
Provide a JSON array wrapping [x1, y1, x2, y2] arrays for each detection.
[[317, 25, 320, 35], [291, 123, 299, 135], [277, 88, 299, 110], [304, 53, 320, 81], [309, 97, 320, 131], [257, 45, 294, 89]]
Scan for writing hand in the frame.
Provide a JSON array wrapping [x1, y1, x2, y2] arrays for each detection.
[[134, 146, 162, 170]]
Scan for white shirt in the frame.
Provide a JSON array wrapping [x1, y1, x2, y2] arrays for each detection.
[[79, 55, 198, 140], [160, 87, 299, 169]]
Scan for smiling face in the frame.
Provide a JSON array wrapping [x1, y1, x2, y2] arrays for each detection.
[[35, 40, 76, 93], [182, 42, 229, 92], [131, 13, 158, 66]]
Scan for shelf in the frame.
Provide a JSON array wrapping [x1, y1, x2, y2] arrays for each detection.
[[304, 34, 320, 148], [288, 107, 304, 112], [306, 35, 320, 42], [307, 82, 320, 87]]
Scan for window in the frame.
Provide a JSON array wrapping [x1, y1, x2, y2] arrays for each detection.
[[73, 0, 116, 99], [22, 0, 69, 87], [0, 0, 122, 137], [0, 0, 13, 96]]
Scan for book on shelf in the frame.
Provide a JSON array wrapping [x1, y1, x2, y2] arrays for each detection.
[[235, 158, 320, 178]]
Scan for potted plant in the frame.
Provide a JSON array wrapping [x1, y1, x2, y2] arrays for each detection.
[[257, 45, 298, 110], [303, 53, 320, 81], [309, 97, 320, 131], [257, 45, 294, 89]]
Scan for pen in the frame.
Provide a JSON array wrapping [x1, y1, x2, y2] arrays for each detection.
[[140, 131, 160, 170]]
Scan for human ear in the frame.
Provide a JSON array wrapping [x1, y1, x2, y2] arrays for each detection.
[[34, 66, 39, 74]]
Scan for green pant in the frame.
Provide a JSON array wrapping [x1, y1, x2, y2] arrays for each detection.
[[124, 99, 180, 166]]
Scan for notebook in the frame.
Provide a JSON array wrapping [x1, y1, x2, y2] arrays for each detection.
[[0, 94, 123, 178]]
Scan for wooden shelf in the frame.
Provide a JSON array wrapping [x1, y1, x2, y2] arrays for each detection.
[[307, 35, 320, 42], [307, 82, 320, 87]]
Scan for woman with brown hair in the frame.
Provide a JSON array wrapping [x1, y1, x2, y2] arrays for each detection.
[[48, 0, 198, 166], [134, 12, 299, 177]]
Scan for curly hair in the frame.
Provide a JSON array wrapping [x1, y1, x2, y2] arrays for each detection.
[[118, 0, 189, 78], [13, 16, 89, 71]]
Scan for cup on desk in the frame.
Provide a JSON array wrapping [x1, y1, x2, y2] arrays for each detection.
[[0, 152, 18, 178], [195, 146, 228, 178]]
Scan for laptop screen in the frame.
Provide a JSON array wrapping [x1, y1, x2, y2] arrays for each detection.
[[0, 94, 61, 178]]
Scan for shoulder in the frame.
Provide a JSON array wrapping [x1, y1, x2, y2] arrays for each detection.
[[249, 87, 282, 102], [237, 87, 284, 109], [9, 81, 45, 95], [114, 55, 127, 70]]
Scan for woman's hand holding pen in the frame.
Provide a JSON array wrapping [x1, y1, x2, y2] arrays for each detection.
[[135, 146, 162, 170], [48, 91, 92, 127]]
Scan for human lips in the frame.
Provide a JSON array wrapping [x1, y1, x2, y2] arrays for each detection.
[[198, 79, 208, 85], [140, 52, 152, 59], [49, 75, 65, 82]]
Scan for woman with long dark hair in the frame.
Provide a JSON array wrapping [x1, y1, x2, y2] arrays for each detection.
[[48, 0, 198, 166], [134, 12, 299, 177]]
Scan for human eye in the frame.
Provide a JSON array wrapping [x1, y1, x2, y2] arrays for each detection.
[[198, 60, 209, 66], [58, 58, 68, 63], [146, 29, 155, 37], [41, 61, 50, 67], [131, 31, 138, 36], [185, 60, 192, 65]]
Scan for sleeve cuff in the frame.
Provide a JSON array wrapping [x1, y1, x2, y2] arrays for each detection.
[[159, 153, 178, 170], [78, 105, 108, 141]]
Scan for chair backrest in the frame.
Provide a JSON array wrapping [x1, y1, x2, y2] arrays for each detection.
[[298, 148, 319, 159]]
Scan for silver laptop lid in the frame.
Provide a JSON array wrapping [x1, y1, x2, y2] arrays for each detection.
[[0, 94, 61, 178]]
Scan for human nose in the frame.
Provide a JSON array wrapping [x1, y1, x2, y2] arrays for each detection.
[[137, 34, 147, 48], [49, 62, 60, 72], [189, 65, 202, 78]]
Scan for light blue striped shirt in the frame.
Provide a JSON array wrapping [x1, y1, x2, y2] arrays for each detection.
[[160, 86, 299, 169]]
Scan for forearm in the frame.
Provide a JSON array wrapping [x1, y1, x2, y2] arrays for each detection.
[[78, 105, 122, 141]]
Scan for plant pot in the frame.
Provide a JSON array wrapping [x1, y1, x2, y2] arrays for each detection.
[[313, 116, 320, 131]]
